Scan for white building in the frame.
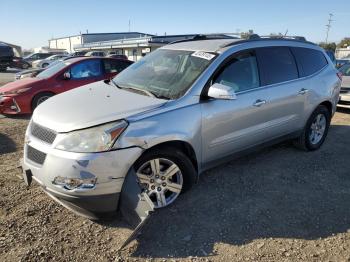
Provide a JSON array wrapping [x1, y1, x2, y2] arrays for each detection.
[[48, 32, 151, 53]]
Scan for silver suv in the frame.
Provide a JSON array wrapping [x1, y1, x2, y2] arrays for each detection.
[[21, 36, 341, 225]]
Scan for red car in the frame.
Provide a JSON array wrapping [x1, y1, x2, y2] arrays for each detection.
[[0, 57, 133, 115]]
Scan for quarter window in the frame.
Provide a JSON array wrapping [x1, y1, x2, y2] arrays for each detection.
[[70, 59, 102, 79], [291, 47, 328, 77], [256, 47, 298, 85], [214, 52, 260, 92]]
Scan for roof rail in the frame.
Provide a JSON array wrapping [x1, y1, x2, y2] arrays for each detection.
[[222, 34, 315, 48], [169, 34, 238, 45]]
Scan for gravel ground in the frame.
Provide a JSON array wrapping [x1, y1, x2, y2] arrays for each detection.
[[1, 105, 350, 261]]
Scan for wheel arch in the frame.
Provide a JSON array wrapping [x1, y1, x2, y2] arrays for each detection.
[[31, 91, 56, 110], [138, 140, 199, 175], [319, 100, 333, 115]]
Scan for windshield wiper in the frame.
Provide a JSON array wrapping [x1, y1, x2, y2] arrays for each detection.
[[110, 79, 170, 99]]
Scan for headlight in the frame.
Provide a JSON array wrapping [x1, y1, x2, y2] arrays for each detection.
[[55, 120, 128, 153], [0, 87, 31, 95]]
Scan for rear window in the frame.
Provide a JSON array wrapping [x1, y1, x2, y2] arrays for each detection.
[[291, 47, 328, 77], [256, 47, 298, 85]]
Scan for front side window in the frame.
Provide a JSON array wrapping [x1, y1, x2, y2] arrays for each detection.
[[113, 49, 216, 99], [291, 47, 328, 77], [70, 59, 102, 79], [257, 47, 298, 85], [214, 51, 260, 92]]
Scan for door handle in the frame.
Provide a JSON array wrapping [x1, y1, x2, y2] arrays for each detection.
[[253, 99, 266, 107], [298, 88, 309, 95]]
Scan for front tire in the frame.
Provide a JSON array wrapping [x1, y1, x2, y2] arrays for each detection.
[[42, 63, 49, 68], [294, 105, 331, 151], [31, 92, 54, 111], [134, 147, 196, 209]]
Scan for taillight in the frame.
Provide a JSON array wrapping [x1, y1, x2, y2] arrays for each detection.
[[337, 72, 343, 81]]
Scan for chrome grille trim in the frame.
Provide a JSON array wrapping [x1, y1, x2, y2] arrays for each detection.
[[30, 122, 57, 144], [27, 145, 47, 165]]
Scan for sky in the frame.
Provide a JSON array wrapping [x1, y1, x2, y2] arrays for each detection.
[[1, 0, 349, 49]]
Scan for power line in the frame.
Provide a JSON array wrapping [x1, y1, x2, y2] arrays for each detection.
[[325, 13, 334, 44]]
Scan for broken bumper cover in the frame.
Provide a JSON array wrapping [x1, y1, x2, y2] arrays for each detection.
[[21, 144, 144, 219]]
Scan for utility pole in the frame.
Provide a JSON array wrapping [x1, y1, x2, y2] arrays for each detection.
[[128, 20, 131, 32], [325, 13, 334, 44]]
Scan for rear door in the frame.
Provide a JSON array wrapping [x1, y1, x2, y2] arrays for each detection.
[[254, 46, 306, 133], [58, 59, 104, 93]]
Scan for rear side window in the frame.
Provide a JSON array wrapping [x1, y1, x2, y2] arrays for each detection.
[[214, 51, 260, 92], [103, 60, 131, 73], [291, 47, 328, 77], [256, 47, 298, 85]]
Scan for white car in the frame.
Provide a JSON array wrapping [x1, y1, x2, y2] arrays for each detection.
[[32, 54, 69, 68], [339, 63, 350, 105]]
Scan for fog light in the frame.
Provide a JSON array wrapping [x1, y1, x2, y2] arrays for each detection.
[[52, 176, 97, 190]]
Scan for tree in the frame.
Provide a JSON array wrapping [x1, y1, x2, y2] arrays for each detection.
[[319, 42, 337, 52], [337, 38, 350, 48]]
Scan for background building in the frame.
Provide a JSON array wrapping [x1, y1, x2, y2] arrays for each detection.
[[48, 32, 151, 53], [74, 33, 234, 61]]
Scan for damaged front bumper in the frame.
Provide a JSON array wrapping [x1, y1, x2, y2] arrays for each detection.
[[21, 143, 154, 223]]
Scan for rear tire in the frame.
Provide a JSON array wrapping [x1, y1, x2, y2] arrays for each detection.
[[294, 105, 331, 151], [134, 147, 196, 208], [42, 63, 49, 68], [31, 92, 54, 111], [22, 63, 30, 69]]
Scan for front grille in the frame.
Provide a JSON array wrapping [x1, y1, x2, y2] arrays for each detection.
[[31, 122, 57, 144], [27, 145, 46, 165]]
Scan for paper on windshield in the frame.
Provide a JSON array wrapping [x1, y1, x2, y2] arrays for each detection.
[[191, 51, 215, 60]]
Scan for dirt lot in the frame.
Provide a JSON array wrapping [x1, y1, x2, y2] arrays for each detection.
[[1, 91, 350, 260]]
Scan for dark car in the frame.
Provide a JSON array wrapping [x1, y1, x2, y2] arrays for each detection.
[[0, 43, 14, 72], [336, 59, 350, 68], [107, 54, 128, 60], [11, 57, 31, 69], [71, 51, 87, 56]]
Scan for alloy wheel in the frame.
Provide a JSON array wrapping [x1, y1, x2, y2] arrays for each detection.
[[136, 158, 183, 208], [309, 113, 326, 145]]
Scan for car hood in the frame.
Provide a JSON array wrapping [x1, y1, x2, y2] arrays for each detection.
[[33, 81, 168, 132], [0, 77, 44, 93]]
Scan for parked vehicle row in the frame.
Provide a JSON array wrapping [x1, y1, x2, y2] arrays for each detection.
[[0, 57, 133, 114], [338, 63, 350, 104], [19, 36, 341, 224]]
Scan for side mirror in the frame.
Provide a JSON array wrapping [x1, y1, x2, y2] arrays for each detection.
[[63, 71, 71, 80], [207, 83, 237, 100]]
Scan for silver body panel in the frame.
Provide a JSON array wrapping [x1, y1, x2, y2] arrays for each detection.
[[23, 38, 341, 215]]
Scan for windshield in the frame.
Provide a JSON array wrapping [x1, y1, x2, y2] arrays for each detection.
[[36, 61, 70, 79], [113, 49, 216, 99]]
